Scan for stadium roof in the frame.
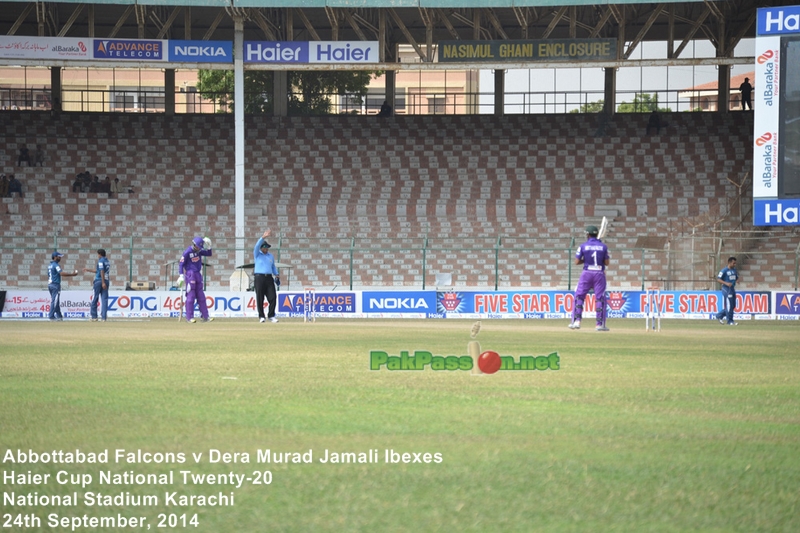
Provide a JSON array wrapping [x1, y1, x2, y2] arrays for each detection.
[[0, 0, 786, 58]]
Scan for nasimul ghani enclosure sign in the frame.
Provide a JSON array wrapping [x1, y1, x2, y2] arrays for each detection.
[[438, 39, 616, 63]]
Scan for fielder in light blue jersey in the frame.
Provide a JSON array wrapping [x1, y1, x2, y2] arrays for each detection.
[[47, 251, 79, 320], [84, 248, 110, 321], [715, 256, 739, 326]]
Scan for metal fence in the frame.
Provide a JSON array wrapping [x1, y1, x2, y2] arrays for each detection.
[[3, 234, 797, 292], [2, 86, 720, 115]]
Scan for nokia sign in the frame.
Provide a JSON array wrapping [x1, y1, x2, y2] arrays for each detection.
[[169, 40, 232, 63], [363, 292, 437, 314]]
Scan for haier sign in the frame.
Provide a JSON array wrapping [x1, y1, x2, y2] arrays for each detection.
[[245, 41, 379, 64], [757, 6, 800, 35], [754, 199, 800, 225], [169, 40, 232, 63]]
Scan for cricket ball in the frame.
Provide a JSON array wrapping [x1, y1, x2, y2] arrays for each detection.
[[478, 350, 502, 374]]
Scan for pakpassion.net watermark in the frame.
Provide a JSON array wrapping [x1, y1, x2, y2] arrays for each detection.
[[369, 321, 560, 375], [369, 350, 560, 374]]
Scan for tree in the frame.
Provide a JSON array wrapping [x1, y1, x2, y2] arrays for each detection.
[[570, 99, 605, 113], [196, 70, 377, 115], [617, 93, 671, 113]]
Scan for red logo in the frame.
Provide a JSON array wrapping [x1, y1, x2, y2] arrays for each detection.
[[757, 50, 774, 64], [755, 132, 773, 147], [439, 292, 461, 312], [606, 291, 627, 311]]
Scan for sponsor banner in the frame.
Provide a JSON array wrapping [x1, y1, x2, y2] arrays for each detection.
[[245, 41, 379, 64], [0, 290, 774, 319], [754, 198, 800, 225], [362, 291, 437, 315], [94, 39, 166, 60], [753, 35, 781, 199], [435, 290, 771, 318], [774, 291, 800, 315], [0, 36, 91, 60], [758, 6, 800, 35], [438, 39, 616, 63], [169, 40, 232, 63], [277, 291, 358, 316]]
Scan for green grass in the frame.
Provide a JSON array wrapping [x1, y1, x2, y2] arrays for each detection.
[[1, 319, 798, 532]]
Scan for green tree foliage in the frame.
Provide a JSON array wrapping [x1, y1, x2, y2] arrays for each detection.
[[570, 99, 605, 113], [571, 93, 674, 114], [196, 70, 376, 115], [617, 93, 671, 113]]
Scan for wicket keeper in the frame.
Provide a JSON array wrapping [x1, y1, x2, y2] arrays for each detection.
[[177, 236, 213, 323]]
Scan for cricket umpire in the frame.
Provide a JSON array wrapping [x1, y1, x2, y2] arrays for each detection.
[[253, 229, 280, 323]]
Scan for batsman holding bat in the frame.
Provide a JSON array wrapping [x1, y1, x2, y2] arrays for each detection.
[[569, 220, 611, 332], [177, 236, 213, 323]]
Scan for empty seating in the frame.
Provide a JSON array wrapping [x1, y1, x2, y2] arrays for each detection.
[[2, 110, 796, 290]]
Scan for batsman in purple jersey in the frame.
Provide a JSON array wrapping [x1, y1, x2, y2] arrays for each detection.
[[179, 236, 213, 322], [570, 225, 610, 331]]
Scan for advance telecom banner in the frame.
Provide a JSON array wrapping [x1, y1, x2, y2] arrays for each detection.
[[754, 5, 800, 225], [0, 36, 231, 63], [1, 290, 781, 320]]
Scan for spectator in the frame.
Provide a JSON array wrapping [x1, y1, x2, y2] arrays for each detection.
[[739, 78, 753, 111], [646, 110, 662, 135], [0, 174, 8, 198], [89, 175, 100, 193], [33, 144, 46, 167], [72, 174, 83, 193], [17, 145, 31, 167], [378, 100, 393, 117], [101, 176, 111, 194], [8, 174, 23, 198], [111, 177, 122, 194]]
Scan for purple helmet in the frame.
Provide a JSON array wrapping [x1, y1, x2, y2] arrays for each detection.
[[192, 236, 205, 249]]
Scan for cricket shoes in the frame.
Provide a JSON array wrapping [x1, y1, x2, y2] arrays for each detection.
[[269, 317, 279, 323], [203, 317, 214, 323], [188, 318, 197, 323], [260, 317, 266, 323], [568, 320, 580, 329], [718, 318, 726, 325], [727, 322, 738, 326], [596, 325, 610, 332]]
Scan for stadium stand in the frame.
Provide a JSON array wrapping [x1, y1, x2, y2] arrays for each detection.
[[2, 110, 797, 291]]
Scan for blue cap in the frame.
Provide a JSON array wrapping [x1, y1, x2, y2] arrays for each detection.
[[52, 251, 64, 259]]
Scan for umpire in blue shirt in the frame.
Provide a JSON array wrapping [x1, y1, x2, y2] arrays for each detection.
[[253, 229, 280, 323]]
